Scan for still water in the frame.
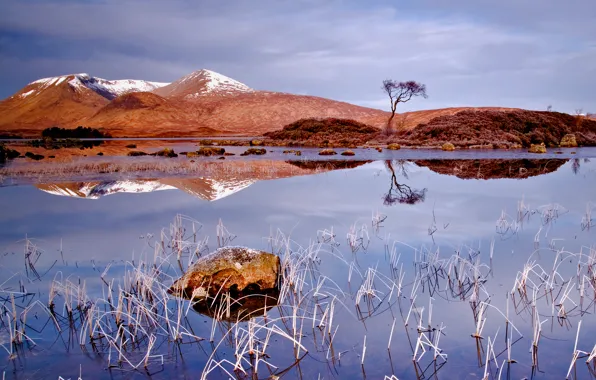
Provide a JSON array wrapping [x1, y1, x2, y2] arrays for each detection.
[[1, 156, 595, 379]]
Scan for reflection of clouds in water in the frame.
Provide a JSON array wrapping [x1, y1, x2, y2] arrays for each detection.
[[0, 159, 596, 378]]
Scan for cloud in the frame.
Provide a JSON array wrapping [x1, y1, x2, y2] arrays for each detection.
[[0, 0, 594, 113]]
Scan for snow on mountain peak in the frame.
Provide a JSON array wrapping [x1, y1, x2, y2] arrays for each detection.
[[175, 69, 253, 98], [26, 73, 169, 100]]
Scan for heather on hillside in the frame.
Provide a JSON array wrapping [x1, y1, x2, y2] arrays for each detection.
[[42, 126, 111, 139], [394, 109, 596, 148], [264, 118, 380, 147]]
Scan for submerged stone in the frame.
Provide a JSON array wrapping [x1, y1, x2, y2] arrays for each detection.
[[168, 246, 280, 300]]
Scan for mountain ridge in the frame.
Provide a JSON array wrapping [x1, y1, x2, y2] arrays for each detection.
[[0, 69, 389, 137]]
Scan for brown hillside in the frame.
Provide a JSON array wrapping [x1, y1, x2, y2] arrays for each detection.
[[0, 76, 108, 136], [396, 109, 596, 147]]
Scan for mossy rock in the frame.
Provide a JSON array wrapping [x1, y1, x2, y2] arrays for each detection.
[[197, 147, 226, 156], [318, 149, 337, 156], [240, 148, 267, 156], [153, 148, 178, 158], [559, 134, 578, 148], [529, 143, 547, 154], [387, 143, 401, 150], [341, 150, 355, 156], [442, 142, 456, 151], [168, 247, 280, 300], [249, 140, 263, 146]]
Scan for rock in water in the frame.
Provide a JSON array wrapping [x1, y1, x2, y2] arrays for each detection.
[[168, 246, 280, 300]]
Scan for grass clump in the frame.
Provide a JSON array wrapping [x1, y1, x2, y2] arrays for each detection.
[[529, 143, 547, 153], [442, 142, 455, 151], [559, 134, 578, 147], [240, 148, 267, 156], [196, 147, 226, 156]]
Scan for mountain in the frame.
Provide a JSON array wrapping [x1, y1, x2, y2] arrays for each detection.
[[0, 69, 388, 137], [153, 69, 252, 98], [0, 73, 169, 135]]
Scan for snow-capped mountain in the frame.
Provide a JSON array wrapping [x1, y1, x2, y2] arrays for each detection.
[[153, 69, 253, 99], [0, 68, 388, 136], [28, 73, 169, 100]]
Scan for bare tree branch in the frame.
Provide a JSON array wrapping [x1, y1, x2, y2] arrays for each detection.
[[382, 80, 427, 135]]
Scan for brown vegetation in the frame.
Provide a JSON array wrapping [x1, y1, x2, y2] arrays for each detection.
[[264, 118, 380, 147], [392, 109, 596, 148]]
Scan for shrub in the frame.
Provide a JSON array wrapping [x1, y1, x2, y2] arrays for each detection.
[[529, 143, 546, 153], [0, 144, 20, 162], [127, 151, 148, 156], [442, 142, 455, 151], [559, 134, 578, 147], [25, 152, 44, 160]]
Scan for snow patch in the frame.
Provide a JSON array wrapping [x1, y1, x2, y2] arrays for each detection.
[[28, 73, 169, 100], [20, 90, 35, 98]]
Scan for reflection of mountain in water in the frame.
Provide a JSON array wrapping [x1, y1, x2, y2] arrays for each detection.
[[37, 178, 256, 201], [36, 160, 372, 201], [414, 159, 568, 179]]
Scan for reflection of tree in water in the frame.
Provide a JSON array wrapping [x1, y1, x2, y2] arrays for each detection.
[[383, 160, 427, 205], [571, 158, 590, 175]]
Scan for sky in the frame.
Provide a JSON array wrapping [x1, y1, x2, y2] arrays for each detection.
[[0, 0, 595, 113]]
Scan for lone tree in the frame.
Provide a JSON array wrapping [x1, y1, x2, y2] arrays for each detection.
[[382, 80, 427, 134]]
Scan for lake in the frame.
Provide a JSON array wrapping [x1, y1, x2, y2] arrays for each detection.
[[1, 150, 595, 379]]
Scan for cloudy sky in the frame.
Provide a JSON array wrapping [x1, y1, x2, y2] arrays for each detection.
[[1, 0, 594, 113]]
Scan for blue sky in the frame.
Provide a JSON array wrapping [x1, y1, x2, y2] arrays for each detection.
[[1, 0, 595, 113]]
